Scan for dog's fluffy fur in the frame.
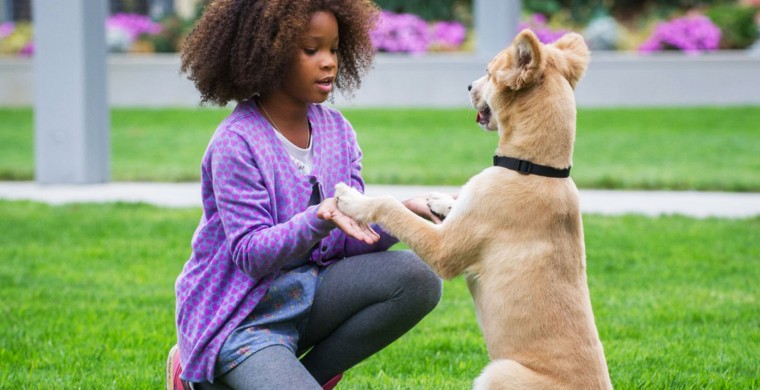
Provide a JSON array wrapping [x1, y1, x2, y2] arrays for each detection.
[[335, 30, 612, 389]]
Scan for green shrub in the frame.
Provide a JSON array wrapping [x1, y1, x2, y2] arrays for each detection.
[[142, 14, 193, 53], [525, 0, 738, 25], [707, 4, 759, 49]]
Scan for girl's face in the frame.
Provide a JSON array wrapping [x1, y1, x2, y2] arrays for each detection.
[[282, 11, 339, 104]]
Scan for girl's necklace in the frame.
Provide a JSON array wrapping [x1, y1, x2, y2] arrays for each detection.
[[257, 98, 311, 147], [257, 98, 281, 134]]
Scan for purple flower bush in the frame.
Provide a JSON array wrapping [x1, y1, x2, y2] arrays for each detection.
[[106, 13, 162, 41], [431, 21, 468, 50], [0, 22, 14, 39], [18, 42, 34, 56], [0, 13, 164, 56], [0, 22, 34, 56], [639, 14, 722, 54], [371, 11, 430, 53], [371, 11, 467, 54], [518, 14, 569, 44], [106, 13, 163, 53]]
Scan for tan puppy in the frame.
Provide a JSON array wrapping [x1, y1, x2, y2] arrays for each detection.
[[335, 29, 611, 390]]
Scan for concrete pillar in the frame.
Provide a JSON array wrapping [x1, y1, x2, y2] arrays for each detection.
[[1, 1, 10, 23], [33, 0, 110, 184], [175, 0, 202, 20], [148, 0, 174, 20], [475, 0, 522, 60]]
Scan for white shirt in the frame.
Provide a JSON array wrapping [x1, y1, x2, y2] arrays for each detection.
[[273, 129, 313, 175]]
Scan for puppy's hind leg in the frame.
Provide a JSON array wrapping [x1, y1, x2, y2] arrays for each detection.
[[473, 360, 557, 390]]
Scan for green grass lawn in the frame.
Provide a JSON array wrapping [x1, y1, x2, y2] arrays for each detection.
[[1, 106, 759, 191], [0, 201, 757, 389]]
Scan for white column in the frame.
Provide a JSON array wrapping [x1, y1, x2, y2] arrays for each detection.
[[148, 0, 174, 20], [475, 0, 522, 60], [33, 0, 110, 184], [175, 0, 201, 20], [1, 1, 10, 23]]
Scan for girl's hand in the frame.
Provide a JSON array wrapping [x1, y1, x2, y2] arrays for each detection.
[[403, 195, 443, 224], [318, 197, 380, 244]]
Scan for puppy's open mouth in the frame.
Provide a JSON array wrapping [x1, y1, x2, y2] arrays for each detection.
[[476, 105, 492, 126]]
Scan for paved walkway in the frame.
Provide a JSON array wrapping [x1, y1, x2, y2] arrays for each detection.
[[1, 182, 759, 218]]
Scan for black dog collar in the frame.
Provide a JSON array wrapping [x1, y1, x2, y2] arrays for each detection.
[[493, 155, 571, 178]]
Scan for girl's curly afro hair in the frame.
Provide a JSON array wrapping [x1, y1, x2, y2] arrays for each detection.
[[181, 0, 379, 106]]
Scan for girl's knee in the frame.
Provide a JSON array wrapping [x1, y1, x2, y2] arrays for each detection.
[[393, 251, 442, 311]]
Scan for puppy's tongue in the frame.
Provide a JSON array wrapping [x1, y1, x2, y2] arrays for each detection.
[[476, 112, 483, 123]]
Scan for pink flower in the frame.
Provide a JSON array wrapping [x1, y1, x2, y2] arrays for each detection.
[[0, 22, 14, 39], [370, 11, 468, 54], [19, 42, 34, 57], [106, 13, 162, 41], [639, 14, 721, 54], [371, 11, 430, 54], [431, 21, 467, 49]]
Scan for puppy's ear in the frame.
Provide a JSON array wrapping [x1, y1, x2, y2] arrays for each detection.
[[496, 29, 544, 91], [553, 32, 590, 89]]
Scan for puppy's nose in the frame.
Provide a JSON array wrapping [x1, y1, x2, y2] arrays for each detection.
[[468, 84, 472, 91]]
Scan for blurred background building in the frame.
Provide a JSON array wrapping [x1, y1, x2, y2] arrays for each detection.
[[0, 0, 758, 184], [1, 0, 203, 21], [0, 0, 758, 108]]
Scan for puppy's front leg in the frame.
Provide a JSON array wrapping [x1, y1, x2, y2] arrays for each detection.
[[335, 183, 473, 279], [427, 192, 455, 220], [332, 183, 391, 223]]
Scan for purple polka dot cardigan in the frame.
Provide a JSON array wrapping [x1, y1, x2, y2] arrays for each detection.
[[175, 101, 398, 382]]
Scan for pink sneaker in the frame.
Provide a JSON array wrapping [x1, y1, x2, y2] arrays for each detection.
[[322, 373, 343, 390], [166, 344, 190, 390]]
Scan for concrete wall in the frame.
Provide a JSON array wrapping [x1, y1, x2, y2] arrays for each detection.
[[1, 51, 759, 108], [575, 51, 760, 107]]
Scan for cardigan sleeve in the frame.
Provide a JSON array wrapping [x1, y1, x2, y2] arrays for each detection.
[[210, 129, 335, 279]]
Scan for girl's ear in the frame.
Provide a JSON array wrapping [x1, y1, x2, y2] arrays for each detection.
[[496, 29, 544, 91], [552, 32, 590, 89]]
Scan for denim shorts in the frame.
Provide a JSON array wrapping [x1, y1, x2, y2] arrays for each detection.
[[214, 263, 321, 377]]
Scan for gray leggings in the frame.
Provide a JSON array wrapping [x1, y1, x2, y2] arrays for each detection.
[[194, 250, 442, 390]]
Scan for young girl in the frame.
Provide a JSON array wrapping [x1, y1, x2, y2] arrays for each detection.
[[166, 1, 442, 389]]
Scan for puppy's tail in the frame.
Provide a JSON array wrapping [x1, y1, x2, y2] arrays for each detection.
[[472, 359, 557, 390]]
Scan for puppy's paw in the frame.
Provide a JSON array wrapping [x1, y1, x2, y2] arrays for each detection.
[[427, 192, 455, 219], [334, 183, 373, 222], [334, 182, 357, 199]]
